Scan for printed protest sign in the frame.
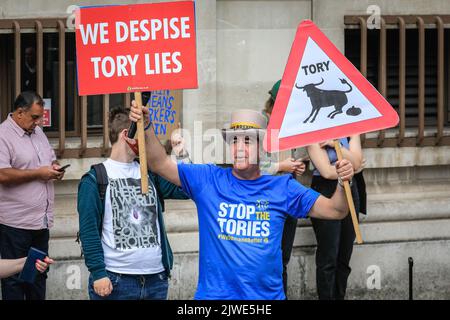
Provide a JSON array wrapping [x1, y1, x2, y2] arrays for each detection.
[[264, 20, 399, 153], [42, 98, 51, 127], [75, 1, 197, 95], [146, 90, 182, 141]]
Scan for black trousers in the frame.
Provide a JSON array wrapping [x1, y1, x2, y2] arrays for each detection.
[[281, 215, 297, 296], [0, 224, 49, 300], [310, 176, 359, 300]]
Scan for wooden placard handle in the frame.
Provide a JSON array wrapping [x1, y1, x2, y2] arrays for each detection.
[[334, 140, 363, 244], [134, 92, 149, 194]]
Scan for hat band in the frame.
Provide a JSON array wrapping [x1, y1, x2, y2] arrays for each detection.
[[230, 121, 261, 130]]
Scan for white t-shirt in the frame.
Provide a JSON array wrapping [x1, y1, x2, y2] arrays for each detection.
[[101, 159, 164, 275]]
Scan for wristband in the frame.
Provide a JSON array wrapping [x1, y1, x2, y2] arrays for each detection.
[[338, 176, 352, 187], [144, 121, 152, 131]]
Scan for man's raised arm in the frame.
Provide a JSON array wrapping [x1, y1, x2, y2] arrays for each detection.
[[308, 159, 354, 220], [129, 101, 181, 187]]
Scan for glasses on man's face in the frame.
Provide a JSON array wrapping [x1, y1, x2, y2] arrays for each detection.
[[20, 108, 41, 121], [26, 111, 43, 124]]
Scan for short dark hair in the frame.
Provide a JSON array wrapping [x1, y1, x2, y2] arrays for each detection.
[[13, 91, 44, 111], [164, 139, 173, 155], [108, 106, 131, 145]]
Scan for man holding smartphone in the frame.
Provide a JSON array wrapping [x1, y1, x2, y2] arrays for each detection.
[[0, 91, 64, 300], [57, 164, 71, 172]]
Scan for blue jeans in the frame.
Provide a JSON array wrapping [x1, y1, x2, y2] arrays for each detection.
[[89, 270, 169, 300]]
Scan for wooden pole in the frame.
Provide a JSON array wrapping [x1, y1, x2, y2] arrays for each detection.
[[334, 140, 363, 244], [134, 92, 149, 194]]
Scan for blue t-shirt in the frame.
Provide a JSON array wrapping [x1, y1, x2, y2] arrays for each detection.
[[312, 138, 349, 176], [177, 163, 320, 300]]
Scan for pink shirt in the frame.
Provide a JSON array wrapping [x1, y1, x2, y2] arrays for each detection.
[[0, 114, 56, 230]]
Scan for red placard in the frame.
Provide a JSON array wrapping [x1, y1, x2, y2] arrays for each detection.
[[264, 20, 399, 153], [42, 98, 51, 127], [42, 109, 50, 127], [75, 1, 197, 95]]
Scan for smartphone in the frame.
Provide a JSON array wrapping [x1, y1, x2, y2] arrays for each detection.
[[57, 164, 71, 172], [19, 247, 47, 283], [128, 91, 153, 138]]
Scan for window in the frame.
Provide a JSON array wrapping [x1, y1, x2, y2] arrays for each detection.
[[0, 18, 129, 138], [346, 26, 450, 127]]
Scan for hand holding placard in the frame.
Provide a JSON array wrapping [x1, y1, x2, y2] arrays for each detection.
[[75, 2, 198, 194], [334, 140, 363, 244], [264, 20, 400, 243]]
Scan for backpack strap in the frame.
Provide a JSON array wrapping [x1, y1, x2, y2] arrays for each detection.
[[92, 163, 108, 238], [153, 174, 166, 213], [75, 163, 109, 257], [92, 163, 108, 203]]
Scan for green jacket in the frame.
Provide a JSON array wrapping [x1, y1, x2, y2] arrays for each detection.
[[77, 166, 189, 281]]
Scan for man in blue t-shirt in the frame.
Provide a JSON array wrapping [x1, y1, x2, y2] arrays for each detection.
[[129, 104, 354, 300]]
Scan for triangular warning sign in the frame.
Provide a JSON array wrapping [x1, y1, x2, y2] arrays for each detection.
[[264, 20, 399, 153]]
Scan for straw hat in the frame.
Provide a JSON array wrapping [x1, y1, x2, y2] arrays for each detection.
[[221, 109, 267, 142]]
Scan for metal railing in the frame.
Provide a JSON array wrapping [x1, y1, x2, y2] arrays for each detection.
[[345, 15, 450, 148]]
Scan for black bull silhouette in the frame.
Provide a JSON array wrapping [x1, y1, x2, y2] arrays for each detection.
[[296, 78, 353, 123]]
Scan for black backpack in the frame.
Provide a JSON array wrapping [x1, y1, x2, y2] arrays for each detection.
[[75, 162, 166, 257]]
